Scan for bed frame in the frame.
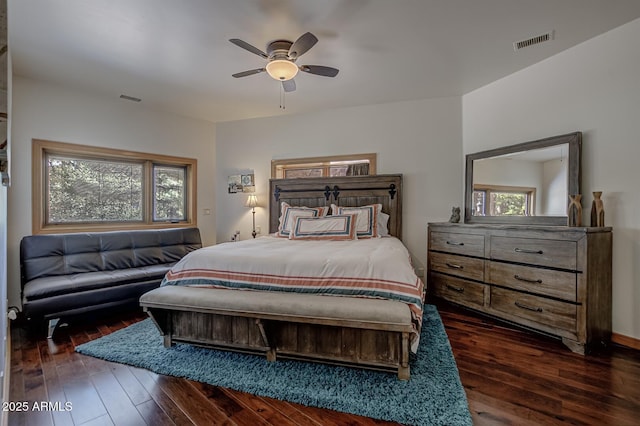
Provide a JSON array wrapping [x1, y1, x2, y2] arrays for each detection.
[[141, 174, 415, 379], [268, 174, 402, 239]]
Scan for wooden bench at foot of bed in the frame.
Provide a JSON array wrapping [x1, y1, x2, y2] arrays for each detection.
[[140, 286, 414, 380]]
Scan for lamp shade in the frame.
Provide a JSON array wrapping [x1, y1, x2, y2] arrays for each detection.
[[245, 195, 258, 208], [265, 60, 299, 81]]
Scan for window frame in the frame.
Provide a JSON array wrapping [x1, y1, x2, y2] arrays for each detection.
[[32, 139, 197, 234], [472, 184, 536, 217], [271, 153, 377, 179]]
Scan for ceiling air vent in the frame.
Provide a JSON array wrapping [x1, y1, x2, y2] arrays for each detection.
[[119, 94, 142, 102], [513, 30, 554, 51]]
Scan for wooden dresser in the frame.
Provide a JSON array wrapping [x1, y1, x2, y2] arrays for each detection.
[[427, 222, 612, 354]]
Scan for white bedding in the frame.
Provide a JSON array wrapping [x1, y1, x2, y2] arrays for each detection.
[[162, 235, 425, 350]]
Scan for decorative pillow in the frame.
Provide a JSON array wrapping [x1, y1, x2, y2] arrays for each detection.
[[289, 214, 357, 240], [331, 204, 380, 238], [277, 202, 328, 238]]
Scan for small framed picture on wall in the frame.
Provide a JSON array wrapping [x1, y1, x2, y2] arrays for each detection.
[[241, 174, 255, 193], [228, 175, 242, 193]]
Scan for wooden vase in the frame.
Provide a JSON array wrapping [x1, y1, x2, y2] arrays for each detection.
[[590, 191, 605, 227], [568, 194, 582, 227]]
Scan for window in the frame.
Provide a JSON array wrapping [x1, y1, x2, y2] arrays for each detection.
[[33, 139, 197, 234], [271, 153, 376, 179], [153, 165, 187, 221], [472, 185, 535, 217]]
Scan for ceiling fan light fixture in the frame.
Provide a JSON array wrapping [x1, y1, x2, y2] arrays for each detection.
[[266, 60, 298, 81]]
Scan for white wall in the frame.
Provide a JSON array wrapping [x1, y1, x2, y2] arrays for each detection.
[[216, 97, 463, 272], [0, 36, 11, 406], [463, 18, 640, 340], [542, 159, 567, 215], [7, 77, 217, 309]]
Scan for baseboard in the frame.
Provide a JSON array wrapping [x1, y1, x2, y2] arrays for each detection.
[[612, 332, 640, 351]]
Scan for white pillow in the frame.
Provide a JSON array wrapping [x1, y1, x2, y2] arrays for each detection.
[[277, 202, 328, 238], [331, 204, 380, 238], [378, 212, 390, 237]]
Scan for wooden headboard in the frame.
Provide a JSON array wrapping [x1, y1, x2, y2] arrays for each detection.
[[268, 174, 403, 239]]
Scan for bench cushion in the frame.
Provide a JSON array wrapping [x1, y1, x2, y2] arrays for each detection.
[[140, 286, 413, 331]]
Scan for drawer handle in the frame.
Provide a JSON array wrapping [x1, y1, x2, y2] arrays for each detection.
[[515, 301, 543, 313], [514, 248, 543, 255], [446, 284, 465, 293], [446, 241, 464, 246], [445, 262, 464, 270], [514, 274, 542, 284]]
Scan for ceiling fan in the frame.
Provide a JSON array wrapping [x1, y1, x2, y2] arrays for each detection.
[[229, 32, 339, 93]]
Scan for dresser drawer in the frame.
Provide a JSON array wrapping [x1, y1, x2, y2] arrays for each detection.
[[430, 231, 485, 257], [490, 287, 577, 333], [490, 236, 577, 270], [431, 274, 486, 309], [429, 252, 484, 281], [487, 262, 576, 302]]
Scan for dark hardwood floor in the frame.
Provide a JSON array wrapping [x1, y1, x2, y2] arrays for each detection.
[[8, 302, 640, 425]]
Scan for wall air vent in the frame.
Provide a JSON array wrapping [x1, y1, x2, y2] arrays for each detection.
[[119, 94, 142, 102], [513, 30, 554, 51]]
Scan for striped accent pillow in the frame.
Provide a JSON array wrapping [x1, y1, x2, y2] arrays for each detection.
[[331, 204, 380, 238], [289, 214, 357, 240], [277, 202, 328, 237]]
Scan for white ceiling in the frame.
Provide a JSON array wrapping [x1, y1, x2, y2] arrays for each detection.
[[8, 1, 640, 123]]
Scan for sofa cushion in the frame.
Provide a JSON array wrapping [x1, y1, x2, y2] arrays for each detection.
[[25, 281, 161, 320], [23, 264, 174, 302], [21, 228, 202, 282]]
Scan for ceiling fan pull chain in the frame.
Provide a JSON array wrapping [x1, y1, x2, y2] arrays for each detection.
[[280, 84, 285, 109]]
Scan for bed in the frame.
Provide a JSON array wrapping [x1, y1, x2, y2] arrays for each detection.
[[140, 174, 424, 379]]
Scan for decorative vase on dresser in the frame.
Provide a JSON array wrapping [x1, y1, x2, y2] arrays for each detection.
[[567, 194, 583, 227], [591, 191, 605, 227], [427, 222, 612, 354]]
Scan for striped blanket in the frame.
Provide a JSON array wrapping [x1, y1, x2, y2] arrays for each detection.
[[161, 235, 425, 351]]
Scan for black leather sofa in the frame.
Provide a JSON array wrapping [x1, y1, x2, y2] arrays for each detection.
[[20, 227, 202, 337]]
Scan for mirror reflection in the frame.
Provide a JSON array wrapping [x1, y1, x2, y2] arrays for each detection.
[[471, 145, 568, 218], [464, 132, 581, 226]]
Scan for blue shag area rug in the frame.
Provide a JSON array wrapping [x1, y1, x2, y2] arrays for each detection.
[[76, 305, 471, 425]]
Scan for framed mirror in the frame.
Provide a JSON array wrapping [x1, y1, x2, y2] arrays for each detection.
[[464, 132, 581, 225]]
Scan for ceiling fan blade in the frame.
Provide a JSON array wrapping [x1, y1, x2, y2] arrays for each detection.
[[232, 68, 265, 78], [288, 32, 318, 59], [282, 79, 296, 92], [229, 38, 268, 59], [300, 65, 339, 77]]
